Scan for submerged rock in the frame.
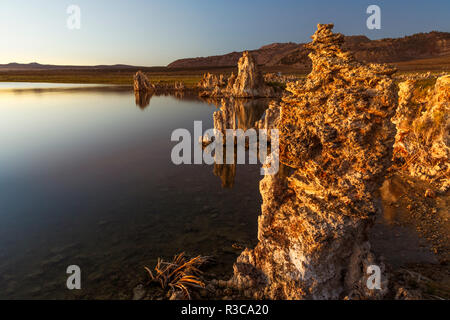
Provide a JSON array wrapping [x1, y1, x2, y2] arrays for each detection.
[[232, 24, 397, 299], [133, 71, 155, 92], [393, 75, 450, 191]]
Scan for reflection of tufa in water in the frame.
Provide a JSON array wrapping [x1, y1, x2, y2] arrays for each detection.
[[134, 90, 153, 109], [134, 91, 206, 110], [203, 98, 275, 188], [208, 98, 270, 135], [213, 163, 236, 188]]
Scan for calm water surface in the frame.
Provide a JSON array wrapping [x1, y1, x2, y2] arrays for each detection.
[[0, 83, 267, 299], [0, 83, 436, 299]]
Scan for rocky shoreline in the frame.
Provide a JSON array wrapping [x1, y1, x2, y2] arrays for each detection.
[[131, 24, 449, 300], [133, 51, 284, 100]]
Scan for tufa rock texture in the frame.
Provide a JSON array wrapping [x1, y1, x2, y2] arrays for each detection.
[[393, 75, 449, 191], [198, 52, 277, 98], [198, 73, 223, 91], [231, 24, 398, 299], [264, 72, 300, 84], [225, 72, 236, 93], [228, 51, 275, 98], [198, 73, 227, 97], [133, 71, 155, 92]]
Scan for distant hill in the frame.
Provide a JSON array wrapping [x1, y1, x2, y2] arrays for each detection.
[[2, 31, 449, 73], [168, 31, 450, 69], [0, 63, 164, 71]]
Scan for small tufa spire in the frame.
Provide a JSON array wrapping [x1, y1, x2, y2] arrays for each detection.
[[306, 23, 346, 57], [133, 71, 154, 92]]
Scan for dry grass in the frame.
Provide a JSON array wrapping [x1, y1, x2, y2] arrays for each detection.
[[144, 252, 207, 299], [0, 65, 308, 87], [0, 69, 203, 87]]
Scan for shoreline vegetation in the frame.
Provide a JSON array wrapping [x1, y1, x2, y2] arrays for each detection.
[[0, 66, 299, 87]]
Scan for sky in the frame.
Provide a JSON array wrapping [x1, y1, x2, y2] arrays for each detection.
[[0, 0, 449, 66]]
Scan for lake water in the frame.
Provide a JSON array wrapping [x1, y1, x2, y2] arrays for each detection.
[[0, 83, 439, 299], [0, 83, 268, 299]]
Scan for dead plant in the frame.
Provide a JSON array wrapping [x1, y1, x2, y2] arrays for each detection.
[[144, 252, 207, 299]]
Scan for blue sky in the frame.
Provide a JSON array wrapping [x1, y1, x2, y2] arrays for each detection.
[[0, 0, 449, 66]]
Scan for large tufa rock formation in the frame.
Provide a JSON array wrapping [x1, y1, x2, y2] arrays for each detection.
[[198, 52, 277, 98], [228, 51, 274, 98], [133, 71, 155, 92], [393, 75, 450, 191], [231, 24, 397, 299], [133, 71, 154, 109]]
